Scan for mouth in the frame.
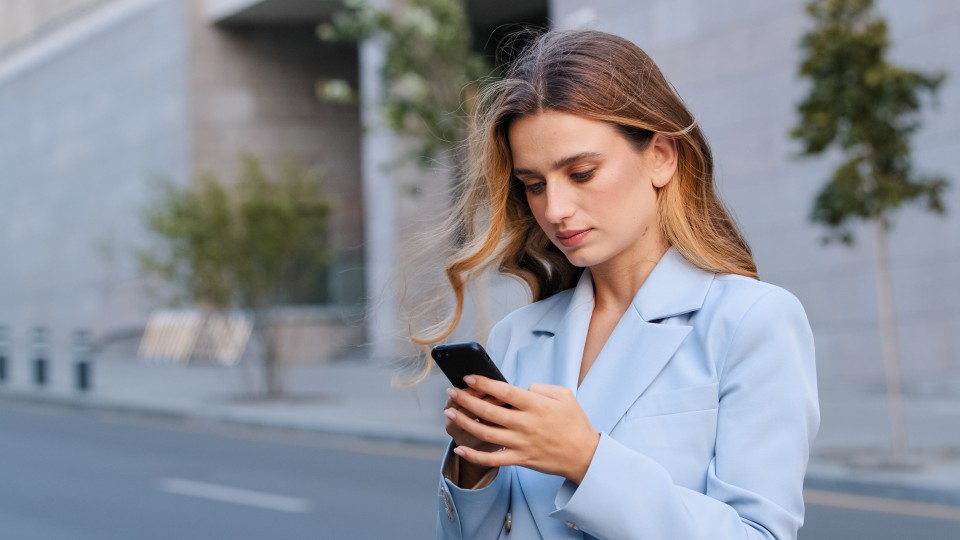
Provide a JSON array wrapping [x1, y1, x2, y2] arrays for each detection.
[[555, 228, 591, 248]]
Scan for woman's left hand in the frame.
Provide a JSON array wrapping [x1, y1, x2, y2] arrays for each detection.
[[444, 375, 600, 484]]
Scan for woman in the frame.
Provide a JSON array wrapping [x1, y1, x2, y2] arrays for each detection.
[[422, 30, 819, 539]]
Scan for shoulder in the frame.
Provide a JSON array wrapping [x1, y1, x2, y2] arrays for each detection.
[[490, 288, 573, 338], [486, 287, 574, 356], [694, 275, 812, 361], [704, 274, 808, 325], [700, 274, 814, 378]]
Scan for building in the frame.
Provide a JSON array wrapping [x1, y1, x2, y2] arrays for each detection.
[[0, 0, 957, 393]]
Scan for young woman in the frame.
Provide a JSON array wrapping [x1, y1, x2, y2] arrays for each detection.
[[423, 29, 819, 540]]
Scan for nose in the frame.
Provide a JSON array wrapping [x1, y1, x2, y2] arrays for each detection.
[[542, 179, 576, 224]]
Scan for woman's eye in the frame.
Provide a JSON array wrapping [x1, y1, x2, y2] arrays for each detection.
[[524, 182, 545, 194], [570, 170, 595, 182]]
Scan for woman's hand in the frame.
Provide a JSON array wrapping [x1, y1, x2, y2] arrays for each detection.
[[443, 387, 505, 453], [443, 386, 507, 488], [445, 375, 601, 485]]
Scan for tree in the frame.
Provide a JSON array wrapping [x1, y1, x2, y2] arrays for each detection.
[[791, 0, 949, 461], [138, 155, 334, 398], [316, 0, 492, 165]]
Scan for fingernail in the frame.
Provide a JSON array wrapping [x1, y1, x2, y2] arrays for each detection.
[[446, 388, 457, 399], [463, 376, 476, 385], [444, 409, 456, 420], [453, 447, 465, 457]]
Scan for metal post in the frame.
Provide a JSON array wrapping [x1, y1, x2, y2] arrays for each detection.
[[0, 326, 8, 383], [74, 329, 92, 392], [33, 327, 47, 387]]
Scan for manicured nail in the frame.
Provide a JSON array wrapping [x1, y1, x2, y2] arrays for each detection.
[[446, 388, 457, 399], [453, 447, 465, 457], [444, 409, 456, 420], [463, 376, 476, 385]]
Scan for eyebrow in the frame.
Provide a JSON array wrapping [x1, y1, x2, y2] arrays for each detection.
[[513, 151, 603, 177]]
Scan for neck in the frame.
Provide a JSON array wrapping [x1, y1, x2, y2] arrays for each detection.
[[589, 244, 668, 313]]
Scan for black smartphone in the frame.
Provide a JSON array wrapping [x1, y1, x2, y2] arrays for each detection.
[[431, 341, 508, 389]]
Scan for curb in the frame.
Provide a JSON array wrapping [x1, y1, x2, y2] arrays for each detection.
[[804, 471, 960, 507], [5, 388, 960, 506], [0, 389, 450, 447]]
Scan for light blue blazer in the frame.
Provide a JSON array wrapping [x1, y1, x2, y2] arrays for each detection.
[[436, 248, 819, 540]]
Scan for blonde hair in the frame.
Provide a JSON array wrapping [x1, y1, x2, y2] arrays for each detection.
[[413, 29, 756, 349]]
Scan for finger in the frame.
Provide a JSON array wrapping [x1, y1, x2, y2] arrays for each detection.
[[444, 407, 514, 448], [453, 444, 518, 468], [448, 387, 514, 428], [528, 383, 573, 400], [464, 376, 532, 409], [457, 386, 486, 399]]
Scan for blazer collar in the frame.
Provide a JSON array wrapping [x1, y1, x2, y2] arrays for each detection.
[[532, 247, 715, 334]]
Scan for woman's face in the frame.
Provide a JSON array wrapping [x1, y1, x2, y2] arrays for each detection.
[[509, 110, 677, 272]]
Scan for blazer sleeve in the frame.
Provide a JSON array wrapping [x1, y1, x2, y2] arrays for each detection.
[[436, 320, 515, 539], [550, 287, 820, 540]]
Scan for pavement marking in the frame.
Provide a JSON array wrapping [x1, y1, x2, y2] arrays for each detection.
[[157, 478, 312, 513], [804, 489, 960, 521]]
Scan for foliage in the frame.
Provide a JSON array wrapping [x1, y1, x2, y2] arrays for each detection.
[[317, 0, 493, 163], [139, 154, 334, 311], [791, 0, 948, 243]]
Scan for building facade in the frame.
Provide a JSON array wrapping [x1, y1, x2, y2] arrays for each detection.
[[1, 0, 958, 394]]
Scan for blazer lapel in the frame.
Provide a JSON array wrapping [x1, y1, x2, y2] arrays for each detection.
[[577, 248, 713, 433], [576, 313, 691, 434], [513, 271, 594, 393], [512, 248, 714, 535], [513, 273, 593, 538]]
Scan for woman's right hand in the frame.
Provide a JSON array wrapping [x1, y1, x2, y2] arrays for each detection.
[[444, 387, 505, 452], [444, 387, 505, 487]]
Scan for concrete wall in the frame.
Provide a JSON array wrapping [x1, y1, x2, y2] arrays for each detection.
[[550, 0, 960, 392], [187, 1, 365, 307], [0, 0, 189, 388], [0, 0, 101, 50]]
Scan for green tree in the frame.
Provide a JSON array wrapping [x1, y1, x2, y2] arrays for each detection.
[[791, 0, 949, 460], [317, 0, 492, 165], [138, 155, 334, 397]]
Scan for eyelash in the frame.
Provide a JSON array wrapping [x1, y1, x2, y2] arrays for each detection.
[[521, 170, 595, 195], [570, 170, 595, 182]]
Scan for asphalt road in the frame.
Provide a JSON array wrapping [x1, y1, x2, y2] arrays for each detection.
[[1, 399, 959, 539], [0, 399, 444, 540]]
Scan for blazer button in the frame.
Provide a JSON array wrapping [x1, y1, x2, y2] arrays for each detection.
[[565, 520, 579, 530], [441, 489, 454, 521], [504, 512, 512, 533]]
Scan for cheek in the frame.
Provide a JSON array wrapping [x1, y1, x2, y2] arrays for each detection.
[[526, 196, 549, 228]]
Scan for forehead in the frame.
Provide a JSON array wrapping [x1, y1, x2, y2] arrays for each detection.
[[508, 111, 625, 166]]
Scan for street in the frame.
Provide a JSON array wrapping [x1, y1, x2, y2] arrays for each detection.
[[0, 399, 442, 540], [1, 399, 958, 539]]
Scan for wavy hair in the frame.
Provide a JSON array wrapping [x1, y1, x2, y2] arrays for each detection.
[[413, 29, 757, 349]]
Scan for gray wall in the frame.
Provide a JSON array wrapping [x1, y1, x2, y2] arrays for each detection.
[[0, 0, 189, 386], [550, 0, 960, 392], [0, 0, 101, 50]]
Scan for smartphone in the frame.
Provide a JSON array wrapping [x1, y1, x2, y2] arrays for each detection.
[[431, 341, 508, 389]]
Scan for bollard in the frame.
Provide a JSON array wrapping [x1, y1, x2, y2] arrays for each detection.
[[74, 329, 92, 392], [33, 327, 48, 386], [0, 326, 7, 383]]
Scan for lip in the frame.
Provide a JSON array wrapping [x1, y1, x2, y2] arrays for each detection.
[[555, 228, 591, 248]]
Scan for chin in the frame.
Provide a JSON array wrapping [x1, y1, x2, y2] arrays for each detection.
[[561, 249, 607, 269]]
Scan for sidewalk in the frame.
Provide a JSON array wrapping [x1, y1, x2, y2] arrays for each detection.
[[2, 353, 960, 506]]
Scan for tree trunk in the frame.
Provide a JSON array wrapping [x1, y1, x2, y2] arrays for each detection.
[[254, 309, 283, 399], [872, 217, 908, 460]]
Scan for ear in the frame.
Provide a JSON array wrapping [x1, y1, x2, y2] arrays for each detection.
[[647, 134, 678, 188]]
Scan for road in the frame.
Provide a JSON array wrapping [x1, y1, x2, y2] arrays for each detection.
[[1, 399, 959, 539], [0, 399, 443, 539]]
